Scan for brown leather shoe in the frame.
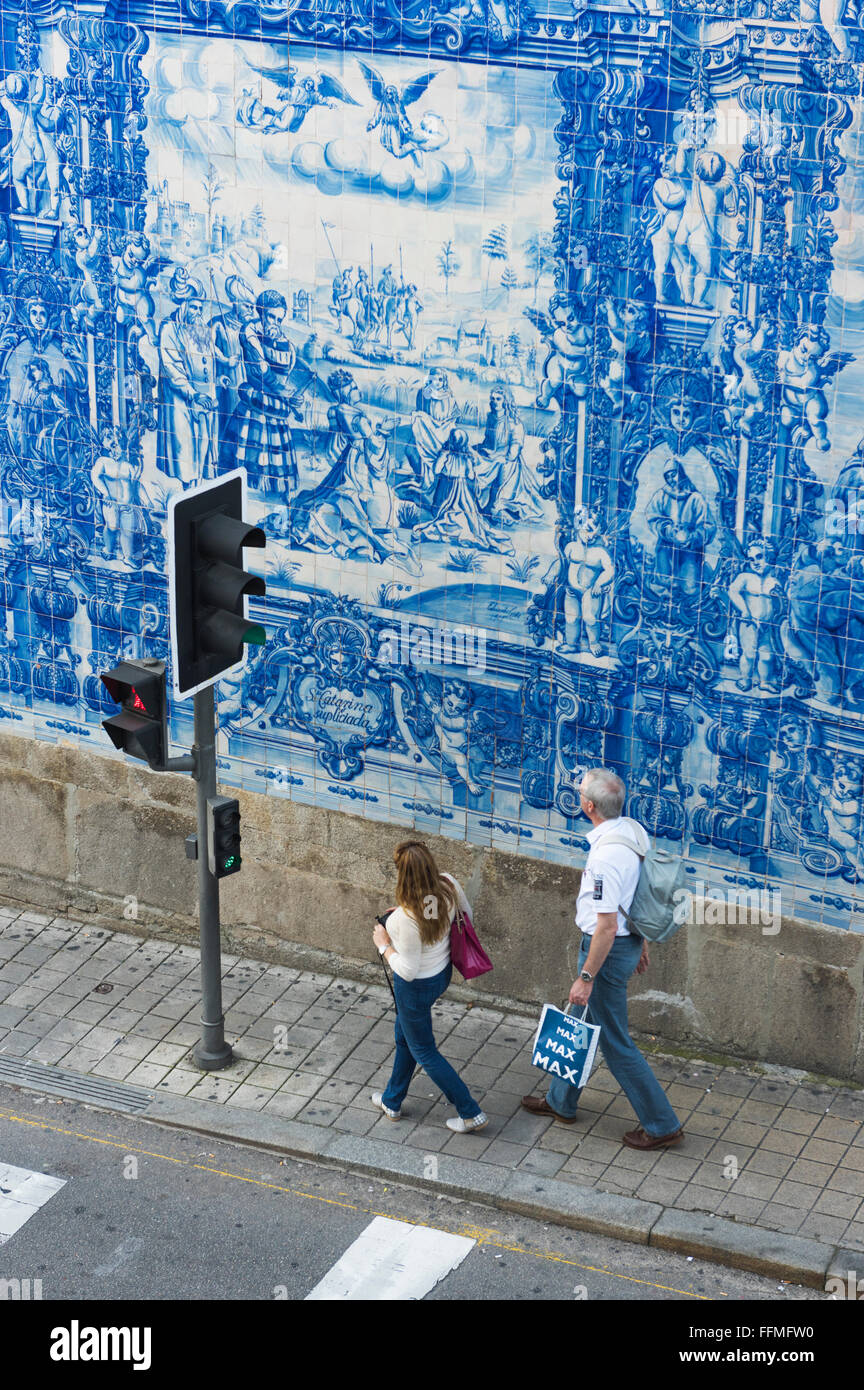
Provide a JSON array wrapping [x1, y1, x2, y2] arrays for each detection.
[[520, 1094, 579, 1125], [622, 1127, 683, 1150]]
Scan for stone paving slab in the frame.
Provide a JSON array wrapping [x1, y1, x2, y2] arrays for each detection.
[[1, 901, 863, 1285]]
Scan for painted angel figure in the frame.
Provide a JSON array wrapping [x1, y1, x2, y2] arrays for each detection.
[[245, 63, 359, 133], [0, 70, 64, 218], [358, 62, 443, 168], [114, 232, 170, 345], [524, 296, 592, 409], [721, 314, 772, 438], [778, 325, 852, 452], [602, 298, 651, 406], [64, 224, 107, 332], [421, 679, 486, 796]]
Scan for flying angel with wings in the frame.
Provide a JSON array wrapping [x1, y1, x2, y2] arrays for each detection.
[[777, 324, 853, 452], [357, 62, 445, 168], [244, 62, 360, 133]]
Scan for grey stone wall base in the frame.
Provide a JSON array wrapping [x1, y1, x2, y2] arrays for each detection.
[[4, 1075, 835, 1289]]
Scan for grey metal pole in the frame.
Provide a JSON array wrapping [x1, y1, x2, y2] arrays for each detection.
[[192, 684, 233, 1071]]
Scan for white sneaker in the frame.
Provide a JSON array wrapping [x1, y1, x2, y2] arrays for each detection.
[[446, 1112, 488, 1133], [371, 1091, 401, 1120]]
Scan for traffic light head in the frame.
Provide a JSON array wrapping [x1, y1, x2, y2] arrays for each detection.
[[207, 796, 242, 878], [100, 660, 168, 768], [168, 471, 266, 698]]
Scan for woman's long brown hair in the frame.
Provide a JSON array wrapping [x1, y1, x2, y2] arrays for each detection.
[[393, 840, 457, 947]]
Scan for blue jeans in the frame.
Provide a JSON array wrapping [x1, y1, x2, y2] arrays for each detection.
[[381, 964, 482, 1120], [546, 934, 681, 1137]]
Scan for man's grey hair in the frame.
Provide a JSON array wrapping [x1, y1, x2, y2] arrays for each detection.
[[581, 768, 626, 820]]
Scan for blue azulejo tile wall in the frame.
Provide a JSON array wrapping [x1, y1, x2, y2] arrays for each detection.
[[2, 0, 864, 929]]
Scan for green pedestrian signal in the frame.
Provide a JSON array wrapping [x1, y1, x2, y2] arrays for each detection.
[[207, 795, 242, 879]]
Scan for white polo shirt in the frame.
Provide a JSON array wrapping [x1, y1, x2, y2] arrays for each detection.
[[576, 816, 650, 937]]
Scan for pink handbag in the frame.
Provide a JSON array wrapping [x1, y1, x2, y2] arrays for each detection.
[[450, 904, 493, 980]]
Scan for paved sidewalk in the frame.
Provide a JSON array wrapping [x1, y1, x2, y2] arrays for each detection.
[[1, 900, 863, 1284]]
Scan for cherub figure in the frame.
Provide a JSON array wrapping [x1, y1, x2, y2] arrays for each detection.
[[727, 538, 784, 692], [90, 428, 145, 567], [721, 315, 771, 437], [114, 232, 170, 344], [645, 147, 687, 302], [0, 70, 64, 217], [539, 511, 614, 657], [778, 325, 851, 452], [65, 224, 106, 331], [602, 298, 651, 406], [422, 678, 485, 796], [672, 146, 738, 308], [524, 294, 592, 410], [816, 756, 864, 880]]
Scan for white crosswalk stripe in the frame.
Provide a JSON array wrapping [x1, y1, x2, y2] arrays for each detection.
[[305, 1215, 475, 1301], [0, 1161, 66, 1243]]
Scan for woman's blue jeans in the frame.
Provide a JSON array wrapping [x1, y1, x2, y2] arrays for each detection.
[[381, 963, 482, 1120], [546, 933, 681, 1137]]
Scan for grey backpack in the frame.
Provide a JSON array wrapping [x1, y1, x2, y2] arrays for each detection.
[[594, 828, 688, 943]]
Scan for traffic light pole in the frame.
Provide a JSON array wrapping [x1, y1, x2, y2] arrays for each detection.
[[192, 684, 233, 1071]]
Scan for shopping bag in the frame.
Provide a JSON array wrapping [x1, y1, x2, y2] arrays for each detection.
[[531, 1003, 601, 1088]]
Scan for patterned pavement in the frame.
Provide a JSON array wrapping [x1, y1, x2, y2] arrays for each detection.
[[0, 902, 862, 1253]]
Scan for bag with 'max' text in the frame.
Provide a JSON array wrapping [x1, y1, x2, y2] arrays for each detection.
[[531, 1003, 600, 1088]]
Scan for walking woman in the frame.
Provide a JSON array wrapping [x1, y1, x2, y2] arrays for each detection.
[[371, 841, 488, 1132]]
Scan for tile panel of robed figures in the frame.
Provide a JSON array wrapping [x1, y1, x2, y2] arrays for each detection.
[[3, 0, 864, 928]]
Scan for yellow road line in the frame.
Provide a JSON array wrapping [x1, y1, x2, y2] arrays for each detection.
[[0, 1105, 711, 1299]]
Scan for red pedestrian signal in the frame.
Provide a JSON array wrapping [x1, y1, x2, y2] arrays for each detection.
[[100, 660, 168, 769]]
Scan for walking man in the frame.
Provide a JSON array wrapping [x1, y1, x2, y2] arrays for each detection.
[[522, 768, 683, 1149]]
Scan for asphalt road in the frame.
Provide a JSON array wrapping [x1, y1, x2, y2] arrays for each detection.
[[0, 1081, 829, 1304]]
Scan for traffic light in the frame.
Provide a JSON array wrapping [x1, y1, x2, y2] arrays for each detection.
[[100, 659, 168, 769], [168, 471, 266, 698], [207, 796, 241, 878]]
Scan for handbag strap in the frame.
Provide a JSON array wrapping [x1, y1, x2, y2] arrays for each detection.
[[440, 872, 467, 930]]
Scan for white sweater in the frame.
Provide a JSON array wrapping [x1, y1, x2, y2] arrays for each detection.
[[386, 874, 471, 982]]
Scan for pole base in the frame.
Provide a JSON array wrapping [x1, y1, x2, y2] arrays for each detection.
[[193, 1041, 234, 1071]]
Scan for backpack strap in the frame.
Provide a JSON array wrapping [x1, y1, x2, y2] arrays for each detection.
[[592, 832, 645, 860], [588, 833, 644, 932]]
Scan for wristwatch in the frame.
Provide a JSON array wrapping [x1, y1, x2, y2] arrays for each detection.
[[579, 968, 594, 982]]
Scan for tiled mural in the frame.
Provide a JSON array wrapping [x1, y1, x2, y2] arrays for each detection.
[[3, 0, 864, 930]]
